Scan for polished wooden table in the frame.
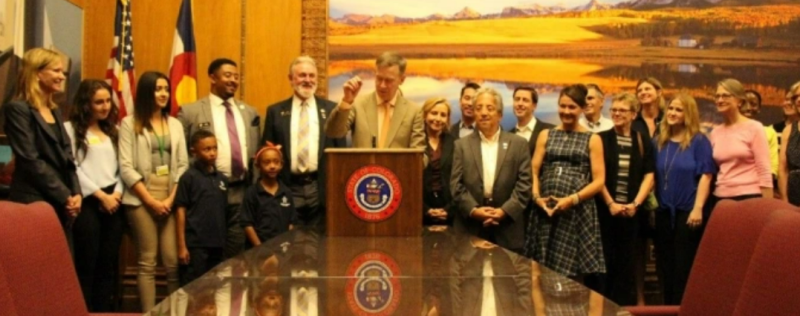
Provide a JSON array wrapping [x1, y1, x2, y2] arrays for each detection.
[[149, 226, 623, 315]]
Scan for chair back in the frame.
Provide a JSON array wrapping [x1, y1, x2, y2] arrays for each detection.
[[732, 209, 800, 315], [0, 201, 88, 315], [680, 198, 797, 316]]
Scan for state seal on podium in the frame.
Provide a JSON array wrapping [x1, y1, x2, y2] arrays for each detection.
[[345, 165, 402, 222]]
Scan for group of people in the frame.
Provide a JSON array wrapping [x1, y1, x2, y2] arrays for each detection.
[[4, 47, 800, 313]]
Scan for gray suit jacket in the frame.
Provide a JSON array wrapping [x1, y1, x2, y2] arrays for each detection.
[[119, 116, 189, 206], [177, 96, 260, 180], [325, 92, 425, 149], [450, 131, 532, 250]]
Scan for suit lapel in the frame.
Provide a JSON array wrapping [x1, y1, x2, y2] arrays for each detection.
[[201, 97, 216, 135], [315, 96, 329, 158], [469, 134, 483, 182], [280, 98, 293, 157], [386, 97, 408, 146], [32, 109, 58, 142], [494, 132, 509, 183]]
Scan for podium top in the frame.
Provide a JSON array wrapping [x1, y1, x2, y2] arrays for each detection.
[[325, 148, 425, 154]]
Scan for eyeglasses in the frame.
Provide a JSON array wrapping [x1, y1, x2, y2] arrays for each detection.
[[715, 93, 734, 100]]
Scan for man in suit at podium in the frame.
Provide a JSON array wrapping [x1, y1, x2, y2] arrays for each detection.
[[450, 82, 481, 139], [451, 87, 532, 254], [178, 58, 261, 258], [262, 56, 345, 226], [509, 86, 553, 158], [325, 52, 425, 149]]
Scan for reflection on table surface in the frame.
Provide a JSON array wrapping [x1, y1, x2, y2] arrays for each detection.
[[149, 226, 624, 316]]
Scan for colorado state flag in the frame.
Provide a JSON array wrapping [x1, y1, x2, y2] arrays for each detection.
[[168, 0, 197, 117]]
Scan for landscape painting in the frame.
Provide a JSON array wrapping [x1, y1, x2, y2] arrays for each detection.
[[328, 0, 800, 129]]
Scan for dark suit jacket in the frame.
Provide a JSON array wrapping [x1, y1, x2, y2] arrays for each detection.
[[450, 131, 532, 250], [423, 132, 456, 225], [509, 118, 554, 158], [261, 96, 346, 208], [3, 101, 79, 220]]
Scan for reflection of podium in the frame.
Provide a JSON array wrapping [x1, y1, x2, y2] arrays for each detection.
[[325, 148, 424, 237]]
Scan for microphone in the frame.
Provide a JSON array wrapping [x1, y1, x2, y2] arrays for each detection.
[[372, 136, 377, 148]]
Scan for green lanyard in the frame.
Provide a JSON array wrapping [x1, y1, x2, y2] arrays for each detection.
[[155, 119, 167, 164]]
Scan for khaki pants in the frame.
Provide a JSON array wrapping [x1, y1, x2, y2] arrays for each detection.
[[125, 174, 178, 312]]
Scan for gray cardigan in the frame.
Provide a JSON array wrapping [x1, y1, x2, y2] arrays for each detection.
[[119, 116, 189, 206]]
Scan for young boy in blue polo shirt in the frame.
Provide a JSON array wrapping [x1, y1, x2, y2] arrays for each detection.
[[240, 142, 296, 248], [175, 130, 228, 285]]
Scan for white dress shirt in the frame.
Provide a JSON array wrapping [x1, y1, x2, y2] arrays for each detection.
[[481, 254, 497, 316], [290, 95, 320, 174], [514, 117, 538, 141], [579, 115, 613, 133], [291, 269, 319, 316], [210, 93, 248, 180], [479, 128, 501, 199]]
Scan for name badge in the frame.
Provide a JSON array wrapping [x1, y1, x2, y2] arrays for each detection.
[[280, 196, 291, 207], [87, 135, 102, 145], [156, 165, 170, 176]]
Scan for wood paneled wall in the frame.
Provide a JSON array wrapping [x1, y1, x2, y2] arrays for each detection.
[[75, 0, 302, 116]]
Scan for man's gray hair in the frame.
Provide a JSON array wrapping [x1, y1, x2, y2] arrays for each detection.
[[288, 55, 317, 76], [474, 87, 503, 115], [376, 51, 407, 76]]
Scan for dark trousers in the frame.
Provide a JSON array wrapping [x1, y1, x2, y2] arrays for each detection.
[[605, 216, 639, 306], [72, 184, 125, 312], [225, 184, 246, 259], [654, 210, 702, 305], [179, 247, 223, 286], [289, 178, 323, 227]]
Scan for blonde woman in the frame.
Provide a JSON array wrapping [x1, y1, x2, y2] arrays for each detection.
[[119, 71, 188, 311], [709, 78, 773, 201], [653, 93, 716, 304], [3, 48, 80, 235], [421, 97, 455, 225], [633, 77, 666, 139]]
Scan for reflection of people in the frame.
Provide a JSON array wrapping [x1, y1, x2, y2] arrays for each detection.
[[178, 58, 261, 259], [450, 82, 480, 139], [451, 235, 532, 316], [240, 144, 296, 248], [451, 87, 531, 253], [64, 79, 123, 312], [509, 86, 554, 158], [779, 81, 800, 206], [4, 48, 80, 238], [325, 51, 425, 149], [710, 78, 773, 202], [119, 71, 189, 311], [596, 93, 655, 306], [175, 130, 228, 286], [526, 84, 606, 279], [531, 261, 606, 316], [579, 84, 613, 133], [261, 56, 345, 227], [422, 98, 456, 226], [422, 227, 456, 316], [653, 93, 715, 305]]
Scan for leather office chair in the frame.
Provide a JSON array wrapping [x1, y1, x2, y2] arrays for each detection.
[[0, 201, 137, 315], [625, 198, 800, 316]]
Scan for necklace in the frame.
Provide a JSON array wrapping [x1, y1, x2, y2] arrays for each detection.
[[663, 142, 680, 191]]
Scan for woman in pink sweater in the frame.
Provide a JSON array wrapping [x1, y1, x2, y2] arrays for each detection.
[[709, 78, 773, 202]]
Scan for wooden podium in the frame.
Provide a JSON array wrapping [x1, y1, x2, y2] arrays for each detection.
[[325, 148, 424, 237]]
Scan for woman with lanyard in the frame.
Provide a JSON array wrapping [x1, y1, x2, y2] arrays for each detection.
[[119, 71, 188, 311], [653, 93, 716, 305]]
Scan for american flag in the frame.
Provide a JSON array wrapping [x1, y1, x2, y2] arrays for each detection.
[[105, 0, 136, 119]]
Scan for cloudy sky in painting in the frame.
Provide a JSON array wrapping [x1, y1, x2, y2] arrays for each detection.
[[329, 0, 630, 18]]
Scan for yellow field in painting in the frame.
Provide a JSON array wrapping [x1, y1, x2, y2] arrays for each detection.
[[329, 17, 648, 45]]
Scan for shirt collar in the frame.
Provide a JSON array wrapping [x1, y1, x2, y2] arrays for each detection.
[[478, 128, 501, 143], [256, 180, 289, 197], [376, 91, 399, 108], [460, 121, 474, 130], [516, 117, 537, 132], [210, 93, 234, 108], [292, 95, 315, 108], [192, 161, 218, 176]]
